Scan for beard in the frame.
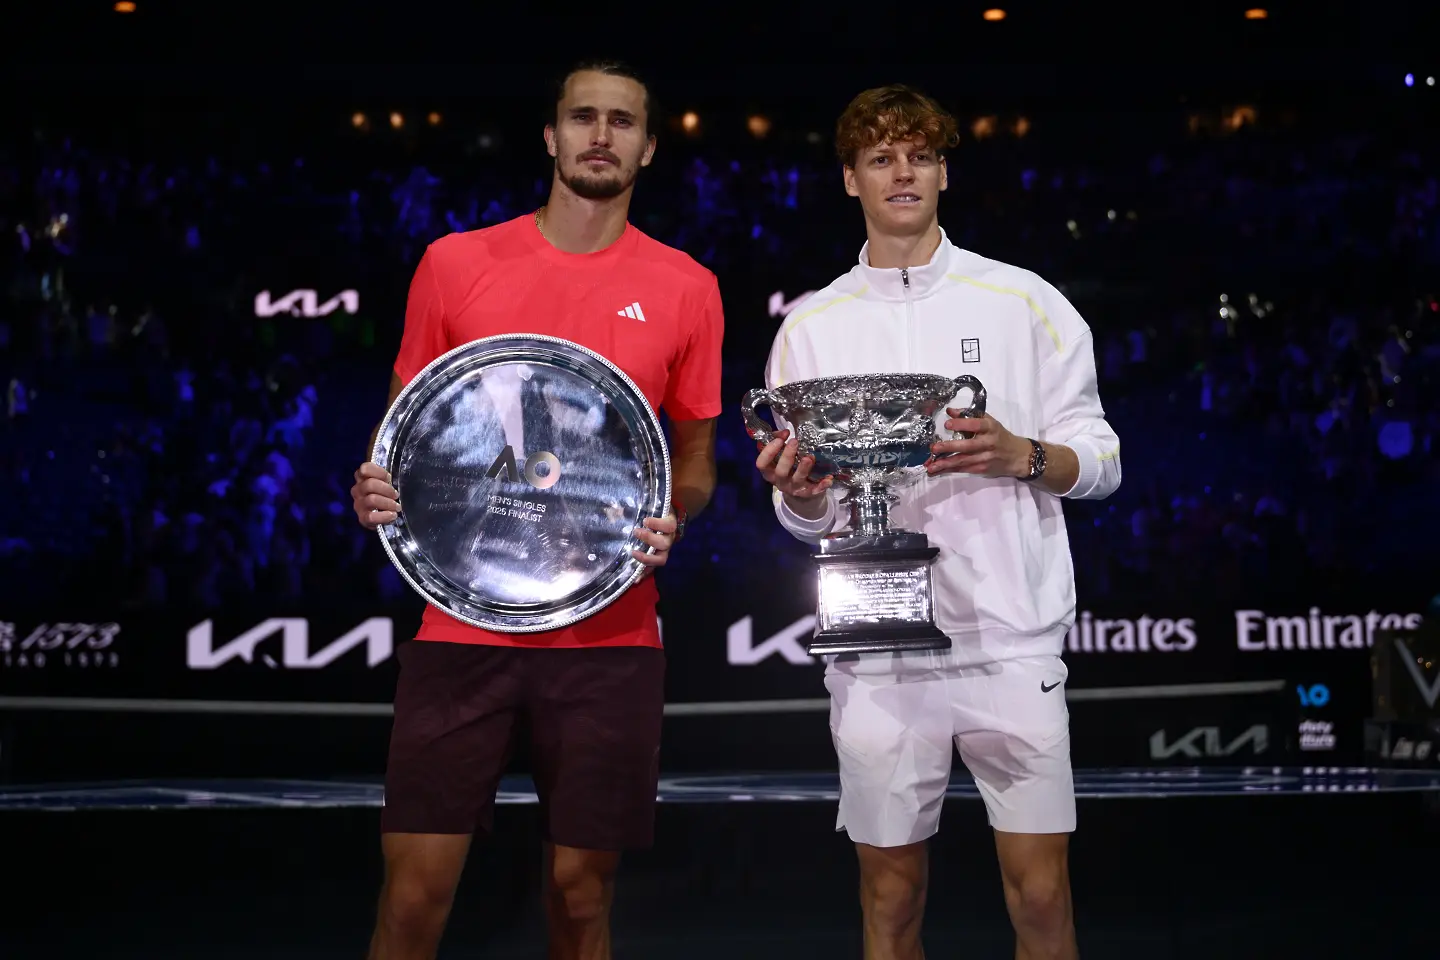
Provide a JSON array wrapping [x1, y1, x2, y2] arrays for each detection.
[[558, 152, 637, 200]]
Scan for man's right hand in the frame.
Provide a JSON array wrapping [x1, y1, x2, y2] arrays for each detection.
[[755, 429, 833, 520], [352, 462, 401, 531]]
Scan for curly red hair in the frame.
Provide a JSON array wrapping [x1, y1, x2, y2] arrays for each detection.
[[835, 84, 960, 168]]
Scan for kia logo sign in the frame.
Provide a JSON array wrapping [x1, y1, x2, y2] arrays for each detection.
[[254, 289, 360, 318], [187, 618, 393, 669]]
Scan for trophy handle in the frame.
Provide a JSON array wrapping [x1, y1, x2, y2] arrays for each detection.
[[949, 375, 987, 418], [741, 387, 780, 445], [948, 375, 988, 440]]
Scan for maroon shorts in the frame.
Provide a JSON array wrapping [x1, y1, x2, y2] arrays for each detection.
[[379, 640, 665, 850]]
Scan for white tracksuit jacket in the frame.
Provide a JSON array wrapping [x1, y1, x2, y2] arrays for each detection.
[[765, 230, 1122, 675]]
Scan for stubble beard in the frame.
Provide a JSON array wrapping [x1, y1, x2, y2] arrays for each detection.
[[559, 157, 636, 200]]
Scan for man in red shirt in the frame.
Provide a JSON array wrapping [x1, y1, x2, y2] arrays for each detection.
[[350, 60, 723, 960]]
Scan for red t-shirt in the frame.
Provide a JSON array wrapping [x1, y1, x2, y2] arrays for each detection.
[[391, 213, 724, 649]]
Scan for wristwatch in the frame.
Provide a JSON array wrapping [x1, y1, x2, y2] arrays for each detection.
[[671, 502, 688, 542], [1018, 438, 1046, 482]]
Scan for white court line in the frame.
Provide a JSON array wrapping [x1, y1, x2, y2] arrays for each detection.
[[147, 786, 316, 808], [1067, 679, 1286, 702], [667, 680, 1288, 714], [0, 680, 1285, 719], [0, 697, 395, 717]]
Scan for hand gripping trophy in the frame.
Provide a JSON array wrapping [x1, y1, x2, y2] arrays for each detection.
[[741, 373, 986, 655]]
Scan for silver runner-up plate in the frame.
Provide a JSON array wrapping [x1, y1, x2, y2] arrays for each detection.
[[372, 334, 671, 633]]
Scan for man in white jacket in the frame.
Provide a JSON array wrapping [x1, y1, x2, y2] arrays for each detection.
[[755, 84, 1120, 960]]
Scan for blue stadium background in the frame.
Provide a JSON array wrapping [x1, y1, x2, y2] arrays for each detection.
[[2, 47, 1437, 780]]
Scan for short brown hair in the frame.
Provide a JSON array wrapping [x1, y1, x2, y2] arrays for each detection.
[[834, 84, 960, 168], [553, 59, 659, 134]]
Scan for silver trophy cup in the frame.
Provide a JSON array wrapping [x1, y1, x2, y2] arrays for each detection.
[[742, 373, 986, 655]]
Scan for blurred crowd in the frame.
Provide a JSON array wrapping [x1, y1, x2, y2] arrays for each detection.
[[1, 104, 1437, 613]]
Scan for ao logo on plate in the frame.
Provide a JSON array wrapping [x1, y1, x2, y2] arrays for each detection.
[[486, 445, 562, 490]]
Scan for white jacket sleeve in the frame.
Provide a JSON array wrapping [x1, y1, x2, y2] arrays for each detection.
[[763, 319, 842, 543], [1035, 295, 1122, 501]]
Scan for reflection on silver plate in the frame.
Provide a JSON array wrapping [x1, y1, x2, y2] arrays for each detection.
[[372, 334, 670, 632]]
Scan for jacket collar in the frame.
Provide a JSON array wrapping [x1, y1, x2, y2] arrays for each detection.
[[855, 228, 955, 302]]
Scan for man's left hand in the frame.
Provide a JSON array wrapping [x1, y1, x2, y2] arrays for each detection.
[[927, 410, 1031, 478], [631, 511, 678, 578]]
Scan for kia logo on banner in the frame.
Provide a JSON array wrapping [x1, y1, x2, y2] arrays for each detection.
[[1149, 724, 1269, 760], [254, 289, 360, 318], [187, 618, 393, 670], [726, 615, 816, 666]]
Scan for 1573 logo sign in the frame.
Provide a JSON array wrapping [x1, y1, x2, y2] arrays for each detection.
[[0, 622, 122, 669]]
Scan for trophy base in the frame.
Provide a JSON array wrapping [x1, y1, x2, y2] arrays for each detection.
[[808, 532, 951, 656], [808, 623, 952, 656]]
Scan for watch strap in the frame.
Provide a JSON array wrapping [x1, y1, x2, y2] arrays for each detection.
[[1019, 438, 1046, 482]]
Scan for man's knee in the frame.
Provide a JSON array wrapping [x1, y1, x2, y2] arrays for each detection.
[[1002, 865, 1070, 934], [547, 847, 619, 924], [377, 872, 457, 943], [863, 868, 926, 932], [857, 843, 928, 933], [374, 833, 469, 948]]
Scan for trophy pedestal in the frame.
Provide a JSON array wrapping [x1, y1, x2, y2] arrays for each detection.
[[808, 532, 952, 656]]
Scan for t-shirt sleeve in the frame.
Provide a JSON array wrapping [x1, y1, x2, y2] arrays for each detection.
[[662, 275, 724, 421], [393, 247, 449, 387]]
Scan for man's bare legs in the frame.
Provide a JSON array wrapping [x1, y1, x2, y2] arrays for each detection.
[[855, 841, 929, 960], [367, 836, 621, 960], [367, 833, 472, 960], [853, 831, 1074, 960], [543, 842, 621, 960], [994, 831, 1076, 959]]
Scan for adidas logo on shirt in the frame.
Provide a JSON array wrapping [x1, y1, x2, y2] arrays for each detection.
[[617, 301, 647, 322]]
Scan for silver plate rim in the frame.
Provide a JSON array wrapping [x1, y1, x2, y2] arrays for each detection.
[[370, 333, 672, 634]]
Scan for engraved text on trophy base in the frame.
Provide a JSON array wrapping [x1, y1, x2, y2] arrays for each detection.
[[818, 564, 932, 629]]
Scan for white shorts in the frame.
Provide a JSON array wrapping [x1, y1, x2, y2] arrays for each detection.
[[824, 655, 1075, 847]]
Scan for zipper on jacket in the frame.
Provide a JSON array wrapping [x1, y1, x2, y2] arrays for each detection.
[[901, 268, 914, 370]]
